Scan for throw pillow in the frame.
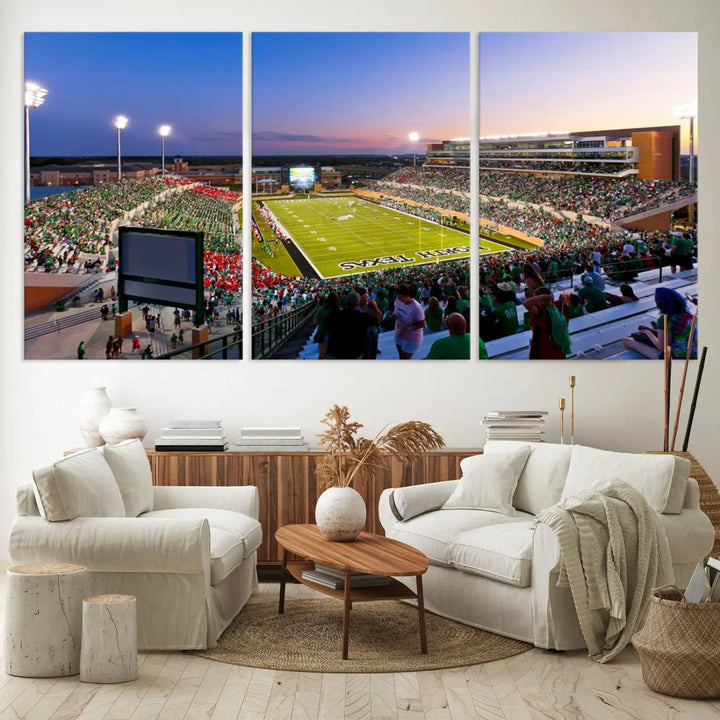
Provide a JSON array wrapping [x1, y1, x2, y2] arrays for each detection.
[[561, 445, 687, 514], [442, 447, 530, 515], [484, 441, 573, 515], [32, 448, 125, 521], [102, 439, 154, 517]]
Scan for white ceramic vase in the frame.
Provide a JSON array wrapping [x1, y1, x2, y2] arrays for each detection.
[[98, 408, 148, 446], [78, 387, 112, 448], [315, 486, 366, 541]]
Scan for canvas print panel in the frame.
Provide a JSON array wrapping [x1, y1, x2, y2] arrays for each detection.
[[251, 32, 471, 360], [24, 32, 243, 360], [477, 32, 698, 360]]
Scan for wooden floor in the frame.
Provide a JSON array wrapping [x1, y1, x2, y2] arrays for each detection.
[[1, 574, 719, 719]]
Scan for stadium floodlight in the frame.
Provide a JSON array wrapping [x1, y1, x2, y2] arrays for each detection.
[[159, 124, 172, 175], [408, 131, 420, 168], [24, 82, 48, 204], [114, 115, 128, 182], [674, 103, 697, 185]]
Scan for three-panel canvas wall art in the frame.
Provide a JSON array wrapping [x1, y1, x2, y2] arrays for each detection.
[[23, 32, 698, 361]]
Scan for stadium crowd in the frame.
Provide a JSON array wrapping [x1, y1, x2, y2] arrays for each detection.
[[132, 185, 242, 254], [24, 176, 189, 270], [478, 160, 632, 175], [381, 166, 695, 223], [24, 164, 696, 360]]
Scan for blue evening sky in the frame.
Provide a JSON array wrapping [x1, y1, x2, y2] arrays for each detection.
[[480, 32, 697, 152], [24, 33, 242, 156], [253, 33, 469, 155]]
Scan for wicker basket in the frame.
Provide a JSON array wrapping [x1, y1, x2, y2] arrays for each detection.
[[632, 586, 720, 698]]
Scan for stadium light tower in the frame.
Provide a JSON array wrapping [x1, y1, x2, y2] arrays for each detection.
[[408, 131, 420, 168], [114, 115, 128, 182], [24, 81, 48, 204], [159, 124, 172, 175], [674, 103, 697, 185]]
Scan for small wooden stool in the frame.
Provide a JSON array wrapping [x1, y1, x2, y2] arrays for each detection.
[[80, 594, 138, 683], [4, 563, 88, 677]]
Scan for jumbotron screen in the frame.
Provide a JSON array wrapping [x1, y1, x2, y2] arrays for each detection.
[[289, 166, 316, 190]]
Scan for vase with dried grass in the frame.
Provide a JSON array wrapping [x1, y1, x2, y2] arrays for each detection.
[[315, 405, 445, 541]]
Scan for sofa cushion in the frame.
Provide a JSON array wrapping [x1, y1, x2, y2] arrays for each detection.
[[449, 522, 534, 587], [141, 508, 262, 585], [388, 508, 534, 567], [484, 441, 572, 515], [443, 447, 530, 515], [32, 448, 125, 521], [102, 439, 154, 517], [561, 445, 689, 514]]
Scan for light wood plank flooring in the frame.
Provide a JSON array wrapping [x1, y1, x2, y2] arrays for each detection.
[[1, 574, 719, 719]]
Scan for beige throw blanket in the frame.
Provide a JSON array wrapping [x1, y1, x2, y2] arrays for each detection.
[[535, 481, 674, 663]]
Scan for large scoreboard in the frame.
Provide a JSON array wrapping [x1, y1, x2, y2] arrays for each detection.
[[289, 166, 316, 190]]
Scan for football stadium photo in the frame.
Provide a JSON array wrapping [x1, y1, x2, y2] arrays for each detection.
[[23, 31, 697, 361]]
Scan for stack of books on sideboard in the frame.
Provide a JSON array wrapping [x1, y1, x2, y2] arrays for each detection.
[[231, 427, 308, 451], [154, 420, 228, 451], [482, 410, 548, 442]]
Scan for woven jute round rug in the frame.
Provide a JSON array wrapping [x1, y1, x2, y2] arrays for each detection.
[[192, 599, 531, 673]]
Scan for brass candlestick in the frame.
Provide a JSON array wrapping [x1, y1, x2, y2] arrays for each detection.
[[559, 397, 566, 444], [569, 375, 576, 445]]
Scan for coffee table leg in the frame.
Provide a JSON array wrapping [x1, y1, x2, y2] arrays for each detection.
[[342, 569, 351, 660], [278, 549, 288, 614], [417, 575, 427, 654]]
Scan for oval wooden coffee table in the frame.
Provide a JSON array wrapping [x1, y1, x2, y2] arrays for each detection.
[[275, 524, 429, 660]]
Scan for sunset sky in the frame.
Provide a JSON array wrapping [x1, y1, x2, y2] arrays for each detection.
[[23, 32, 697, 157], [24, 33, 242, 156], [252, 33, 470, 156], [480, 32, 698, 152]]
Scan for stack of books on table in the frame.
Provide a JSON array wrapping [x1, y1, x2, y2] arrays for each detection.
[[482, 410, 548, 442], [231, 427, 308, 452], [154, 421, 228, 451], [301, 563, 391, 590]]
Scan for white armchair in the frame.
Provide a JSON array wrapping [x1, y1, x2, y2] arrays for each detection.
[[8, 442, 262, 651]]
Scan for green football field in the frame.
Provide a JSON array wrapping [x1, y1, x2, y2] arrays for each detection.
[[261, 197, 510, 279]]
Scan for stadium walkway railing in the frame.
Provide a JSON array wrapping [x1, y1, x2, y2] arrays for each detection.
[[252, 300, 317, 359]]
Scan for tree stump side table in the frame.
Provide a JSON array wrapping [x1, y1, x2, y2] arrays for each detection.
[[4, 563, 88, 677], [80, 594, 138, 684]]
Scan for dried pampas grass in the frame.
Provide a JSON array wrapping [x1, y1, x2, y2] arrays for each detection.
[[317, 405, 445, 489]]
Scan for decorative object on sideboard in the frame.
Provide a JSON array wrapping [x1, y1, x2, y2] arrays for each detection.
[[569, 375, 576, 445], [559, 398, 566, 444], [78, 386, 112, 447], [98, 407, 148, 446], [154, 420, 227, 451], [315, 405, 444, 541]]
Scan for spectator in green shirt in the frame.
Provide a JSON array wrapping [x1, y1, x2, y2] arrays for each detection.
[[424, 297, 444, 333], [670, 234, 694, 272], [578, 275, 609, 313], [426, 313, 488, 360], [491, 283, 520, 336]]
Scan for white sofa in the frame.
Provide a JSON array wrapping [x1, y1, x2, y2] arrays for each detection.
[[379, 442, 715, 651], [8, 440, 262, 651]]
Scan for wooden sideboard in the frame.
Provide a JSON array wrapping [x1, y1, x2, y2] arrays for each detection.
[[147, 449, 479, 565]]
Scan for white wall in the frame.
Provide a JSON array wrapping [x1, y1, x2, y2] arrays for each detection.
[[1, 0, 718, 563]]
